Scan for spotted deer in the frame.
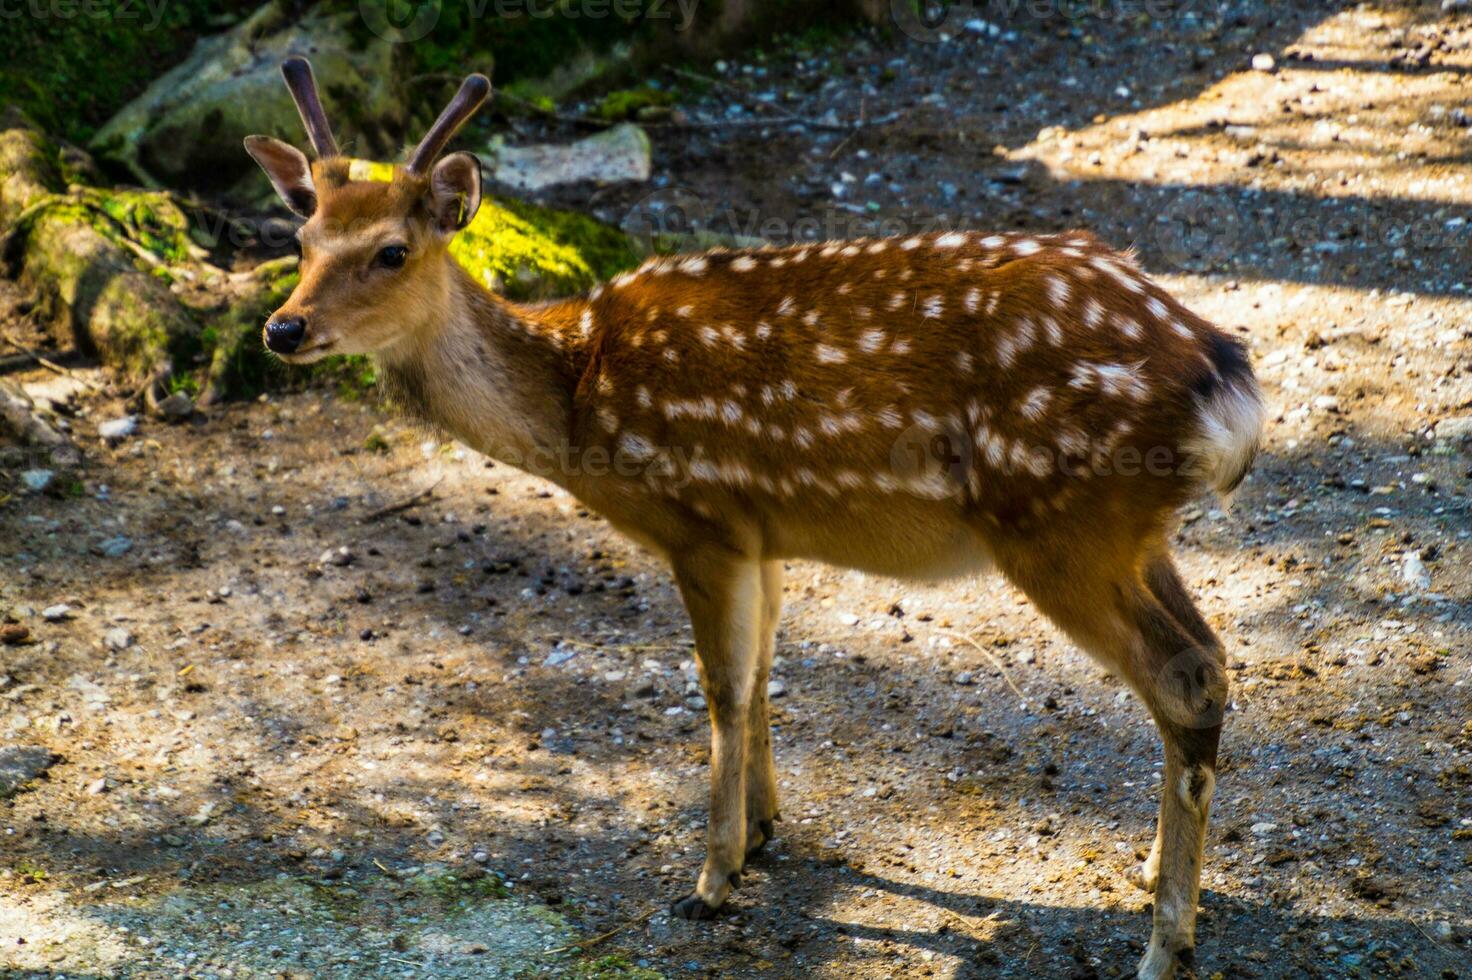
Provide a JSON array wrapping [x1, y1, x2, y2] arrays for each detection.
[[246, 59, 1265, 979]]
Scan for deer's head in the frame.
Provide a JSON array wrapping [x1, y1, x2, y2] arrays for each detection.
[[244, 59, 490, 362]]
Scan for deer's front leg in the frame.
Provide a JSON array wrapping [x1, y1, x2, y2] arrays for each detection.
[[670, 549, 763, 920], [743, 560, 783, 859]]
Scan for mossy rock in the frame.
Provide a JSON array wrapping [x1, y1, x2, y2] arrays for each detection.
[[1, 111, 201, 380], [90, 1, 407, 194]]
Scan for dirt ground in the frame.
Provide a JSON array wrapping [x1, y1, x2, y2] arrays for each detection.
[[3, 2, 1472, 978]]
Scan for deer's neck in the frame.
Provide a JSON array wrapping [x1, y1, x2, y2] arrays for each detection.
[[375, 262, 587, 482]]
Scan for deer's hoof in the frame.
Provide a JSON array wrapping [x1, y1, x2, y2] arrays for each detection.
[[1137, 940, 1195, 980], [671, 893, 722, 921]]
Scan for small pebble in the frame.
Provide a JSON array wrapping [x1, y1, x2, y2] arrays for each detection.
[[42, 604, 72, 622]]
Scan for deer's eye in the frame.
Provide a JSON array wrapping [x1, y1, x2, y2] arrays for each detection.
[[377, 245, 408, 269]]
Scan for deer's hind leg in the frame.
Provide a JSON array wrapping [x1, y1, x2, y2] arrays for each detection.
[[670, 546, 763, 920], [995, 541, 1226, 980], [1131, 552, 1223, 896], [743, 560, 783, 860]]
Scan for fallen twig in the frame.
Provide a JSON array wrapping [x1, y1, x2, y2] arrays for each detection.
[[937, 628, 1032, 709], [541, 907, 658, 957], [361, 476, 444, 523], [1, 336, 102, 390]]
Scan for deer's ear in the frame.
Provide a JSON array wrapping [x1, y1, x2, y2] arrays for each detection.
[[244, 136, 317, 217], [428, 152, 482, 234]]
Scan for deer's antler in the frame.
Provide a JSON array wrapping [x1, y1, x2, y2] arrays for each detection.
[[405, 74, 491, 176], [281, 57, 339, 158]]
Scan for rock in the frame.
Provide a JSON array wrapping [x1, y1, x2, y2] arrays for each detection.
[[1312, 395, 1340, 413], [98, 536, 134, 558], [1251, 53, 1276, 71], [20, 469, 53, 492], [1250, 822, 1277, 835], [1, 624, 30, 645], [320, 546, 354, 567], [544, 648, 577, 667], [1401, 553, 1431, 590], [103, 627, 134, 651], [97, 416, 139, 443], [0, 746, 61, 798], [490, 124, 653, 193], [90, 1, 407, 193], [1, 380, 69, 449], [1, 115, 200, 381], [153, 391, 193, 422], [954, 671, 975, 685], [41, 604, 72, 621], [21, 375, 88, 412], [767, 678, 788, 698], [85, 777, 109, 795]]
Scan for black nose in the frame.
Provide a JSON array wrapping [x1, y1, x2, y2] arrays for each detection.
[[265, 316, 307, 354]]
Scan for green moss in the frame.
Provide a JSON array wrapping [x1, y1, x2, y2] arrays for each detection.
[[569, 954, 664, 979], [595, 86, 674, 122], [452, 196, 637, 300], [411, 870, 511, 909]]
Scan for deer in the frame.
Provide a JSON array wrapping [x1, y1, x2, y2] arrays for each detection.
[[244, 58, 1265, 979]]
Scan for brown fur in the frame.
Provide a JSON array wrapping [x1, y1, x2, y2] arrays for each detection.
[[254, 156, 1262, 978]]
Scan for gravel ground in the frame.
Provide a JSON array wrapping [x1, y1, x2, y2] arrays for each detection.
[[3, 2, 1472, 978]]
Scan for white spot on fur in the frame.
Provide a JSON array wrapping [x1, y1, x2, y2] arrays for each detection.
[[1019, 386, 1051, 421], [1013, 239, 1041, 256], [731, 255, 757, 272], [755, 321, 773, 340], [1047, 275, 1071, 308], [618, 431, 655, 460], [980, 235, 1004, 249], [1116, 315, 1143, 340], [954, 351, 974, 373], [636, 386, 652, 409], [676, 304, 693, 318], [1146, 296, 1168, 320], [815, 343, 848, 364], [1082, 298, 1104, 330], [579, 309, 594, 337], [901, 236, 924, 250], [877, 405, 903, 429], [858, 329, 886, 353], [934, 231, 967, 248], [922, 294, 944, 319], [888, 291, 906, 311], [963, 287, 981, 314], [866, 240, 888, 254], [777, 296, 796, 317], [803, 309, 822, 327]]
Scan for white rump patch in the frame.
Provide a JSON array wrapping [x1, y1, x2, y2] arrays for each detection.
[[1182, 375, 1266, 496]]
